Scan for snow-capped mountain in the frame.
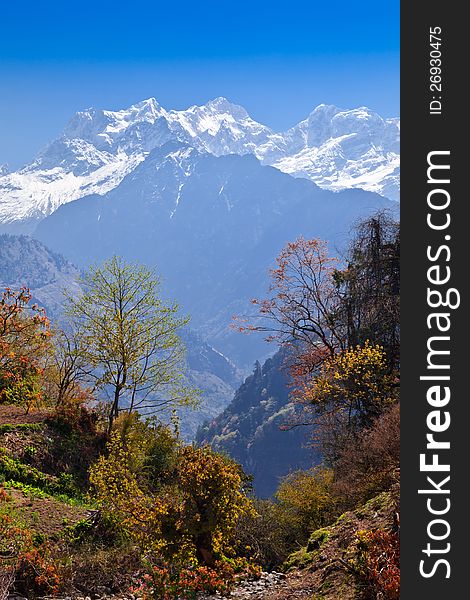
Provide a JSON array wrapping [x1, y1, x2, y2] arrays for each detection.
[[269, 105, 400, 200], [0, 97, 399, 231]]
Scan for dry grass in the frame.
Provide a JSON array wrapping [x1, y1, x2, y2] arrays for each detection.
[[0, 568, 15, 600], [6, 488, 88, 535], [0, 405, 51, 426]]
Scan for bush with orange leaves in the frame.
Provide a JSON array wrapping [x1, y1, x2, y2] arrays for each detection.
[[0, 288, 51, 411], [355, 529, 400, 600], [132, 561, 236, 600], [14, 544, 62, 598], [0, 507, 62, 598]]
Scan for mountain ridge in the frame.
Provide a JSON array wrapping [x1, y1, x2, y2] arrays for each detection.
[[0, 97, 399, 231], [196, 349, 317, 498]]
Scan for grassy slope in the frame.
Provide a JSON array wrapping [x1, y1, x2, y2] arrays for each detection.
[[0, 406, 91, 533], [0, 406, 137, 599], [271, 492, 398, 600]]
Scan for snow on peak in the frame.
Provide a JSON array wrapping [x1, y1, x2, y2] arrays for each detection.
[[60, 98, 169, 152], [292, 104, 385, 146], [308, 103, 340, 115], [132, 97, 161, 112], [0, 97, 400, 230], [102, 97, 166, 127], [167, 97, 255, 139], [62, 107, 111, 141], [204, 97, 249, 119]]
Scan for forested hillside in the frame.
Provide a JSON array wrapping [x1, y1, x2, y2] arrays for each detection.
[[197, 350, 317, 498], [0, 234, 82, 315], [1, 214, 400, 600]]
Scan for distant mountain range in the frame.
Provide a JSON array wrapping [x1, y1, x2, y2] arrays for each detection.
[[33, 144, 396, 366], [0, 97, 399, 233], [0, 99, 398, 366]]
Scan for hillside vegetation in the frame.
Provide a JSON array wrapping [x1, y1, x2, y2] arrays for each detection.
[[196, 350, 317, 498], [1, 214, 400, 600]]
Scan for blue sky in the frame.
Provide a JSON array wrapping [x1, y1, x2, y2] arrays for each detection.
[[0, 0, 399, 168]]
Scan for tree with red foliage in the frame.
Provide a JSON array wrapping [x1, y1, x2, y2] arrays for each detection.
[[238, 214, 399, 408], [0, 288, 51, 411], [236, 238, 344, 375]]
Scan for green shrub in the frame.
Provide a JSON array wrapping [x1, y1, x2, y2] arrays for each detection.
[[0, 450, 82, 500]]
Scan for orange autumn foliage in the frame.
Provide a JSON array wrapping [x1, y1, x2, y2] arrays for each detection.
[[0, 288, 51, 410]]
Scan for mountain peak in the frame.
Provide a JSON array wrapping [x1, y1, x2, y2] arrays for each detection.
[[306, 103, 341, 119], [0, 97, 400, 231], [299, 103, 386, 142], [311, 102, 340, 111], [204, 97, 249, 119], [337, 106, 378, 118], [62, 98, 165, 142], [134, 97, 159, 109], [124, 97, 164, 120], [61, 106, 112, 140], [308, 104, 376, 116]]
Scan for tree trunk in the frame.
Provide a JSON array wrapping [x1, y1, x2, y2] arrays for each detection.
[[195, 532, 215, 567], [108, 384, 121, 435]]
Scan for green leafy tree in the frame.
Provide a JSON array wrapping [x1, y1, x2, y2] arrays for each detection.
[[175, 445, 254, 565], [65, 257, 197, 431], [275, 466, 337, 543]]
